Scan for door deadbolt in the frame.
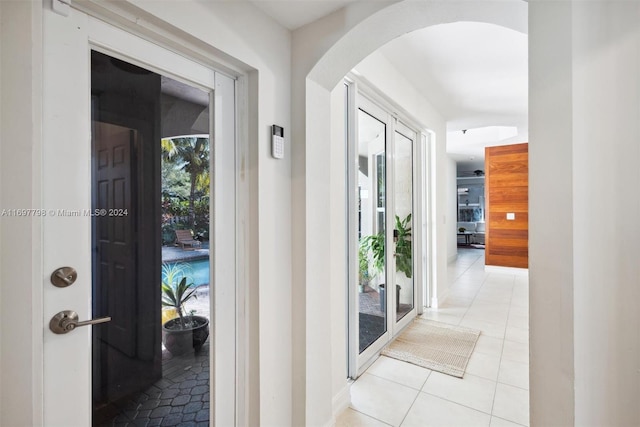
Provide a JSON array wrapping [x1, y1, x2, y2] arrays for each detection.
[[50, 267, 77, 288], [49, 310, 111, 334]]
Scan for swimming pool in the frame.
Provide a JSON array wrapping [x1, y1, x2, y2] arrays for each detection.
[[163, 258, 210, 287]]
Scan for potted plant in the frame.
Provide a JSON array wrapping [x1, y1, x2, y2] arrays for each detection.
[[360, 232, 385, 275], [161, 263, 209, 356], [360, 214, 412, 278], [360, 214, 412, 311]]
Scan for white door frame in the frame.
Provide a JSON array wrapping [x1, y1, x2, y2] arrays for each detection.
[[348, 84, 425, 377], [42, 7, 241, 425]]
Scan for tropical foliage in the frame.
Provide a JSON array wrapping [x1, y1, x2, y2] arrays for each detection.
[[358, 243, 372, 286], [161, 136, 210, 242], [360, 232, 385, 275], [394, 213, 412, 278], [359, 213, 412, 279], [161, 262, 198, 328]]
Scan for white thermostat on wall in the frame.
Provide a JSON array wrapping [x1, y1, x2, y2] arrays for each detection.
[[272, 125, 285, 159]]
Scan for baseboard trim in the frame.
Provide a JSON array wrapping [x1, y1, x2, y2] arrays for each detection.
[[331, 382, 351, 422], [447, 253, 458, 264], [320, 418, 334, 427], [485, 265, 529, 276], [430, 296, 439, 308]]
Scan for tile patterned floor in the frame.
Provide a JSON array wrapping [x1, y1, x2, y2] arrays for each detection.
[[96, 341, 211, 427], [337, 248, 530, 427]]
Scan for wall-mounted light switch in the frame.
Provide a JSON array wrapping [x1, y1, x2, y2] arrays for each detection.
[[506, 213, 515, 220]]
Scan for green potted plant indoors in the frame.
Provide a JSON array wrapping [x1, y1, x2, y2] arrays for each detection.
[[361, 213, 412, 278], [360, 232, 385, 275], [360, 213, 412, 311], [161, 263, 209, 356]]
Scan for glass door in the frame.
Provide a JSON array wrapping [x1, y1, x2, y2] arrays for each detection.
[[42, 12, 237, 425], [393, 127, 416, 327], [355, 108, 389, 359], [350, 93, 419, 375], [91, 51, 212, 426]]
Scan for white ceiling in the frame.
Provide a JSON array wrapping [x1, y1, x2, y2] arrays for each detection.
[[377, 21, 528, 169], [250, 0, 356, 30], [249, 2, 528, 167], [378, 22, 528, 133]]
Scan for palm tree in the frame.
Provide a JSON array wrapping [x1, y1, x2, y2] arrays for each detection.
[[161, 136, 210, 228]]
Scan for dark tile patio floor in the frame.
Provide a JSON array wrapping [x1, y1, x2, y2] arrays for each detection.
[[96, 342, 211, 427], [358, 286, 412, 353], [359, 285, 412, 318]]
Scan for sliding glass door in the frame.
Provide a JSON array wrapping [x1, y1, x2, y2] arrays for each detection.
[[393, 127, 415, 324], [356, 108, 388, 355], [349, 92, 419, 376]]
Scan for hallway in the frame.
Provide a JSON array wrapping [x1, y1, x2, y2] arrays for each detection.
[[337, 248, 529, 426]]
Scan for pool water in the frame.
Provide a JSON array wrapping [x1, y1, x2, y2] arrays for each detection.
[[163, 258, 210, 287]]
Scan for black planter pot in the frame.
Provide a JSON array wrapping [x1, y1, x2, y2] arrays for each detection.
[[162, 315, 210, 356]]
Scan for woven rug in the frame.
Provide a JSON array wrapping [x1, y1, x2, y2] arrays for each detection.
[[381, 318, 480, 378]]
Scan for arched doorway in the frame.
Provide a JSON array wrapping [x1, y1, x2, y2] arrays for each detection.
[[290, 1, 527, 424]]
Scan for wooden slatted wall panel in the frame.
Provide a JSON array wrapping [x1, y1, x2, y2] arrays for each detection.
[[485, 143, 529, 268]]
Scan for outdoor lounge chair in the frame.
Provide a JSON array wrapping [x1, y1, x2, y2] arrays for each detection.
[[174, 229, 201, 250]]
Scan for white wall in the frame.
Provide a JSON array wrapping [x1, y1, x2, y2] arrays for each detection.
[[530, 1, 640, 425], [329, 82, 349, 418], [529, 3, 576, 424], [0, 1, 44, 425], [0, 0, 3, 417], [571, 1, 640, 425], [447, 157, 459, 265], [290, 5, 390, 424], [0, 0, 3, 414]]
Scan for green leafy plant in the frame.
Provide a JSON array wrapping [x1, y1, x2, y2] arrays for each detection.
[[394, 213, 412, 278], [161, 262, 198, 328], [161, 136, 210, 230], [361, 232, 385, 275], [358, 243, 372, 287], [360, 213, 412, 279]]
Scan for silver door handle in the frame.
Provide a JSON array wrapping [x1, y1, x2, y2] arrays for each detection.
[[49, 310, 111, 334]]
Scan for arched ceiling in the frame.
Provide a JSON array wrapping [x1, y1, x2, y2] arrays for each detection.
[[379, 22, 527, 134], [255, 0, 528, 163], [377, 21, 528, 165]]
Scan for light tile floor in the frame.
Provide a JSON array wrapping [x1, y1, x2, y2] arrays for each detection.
[[336, 248, 530, 427]]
